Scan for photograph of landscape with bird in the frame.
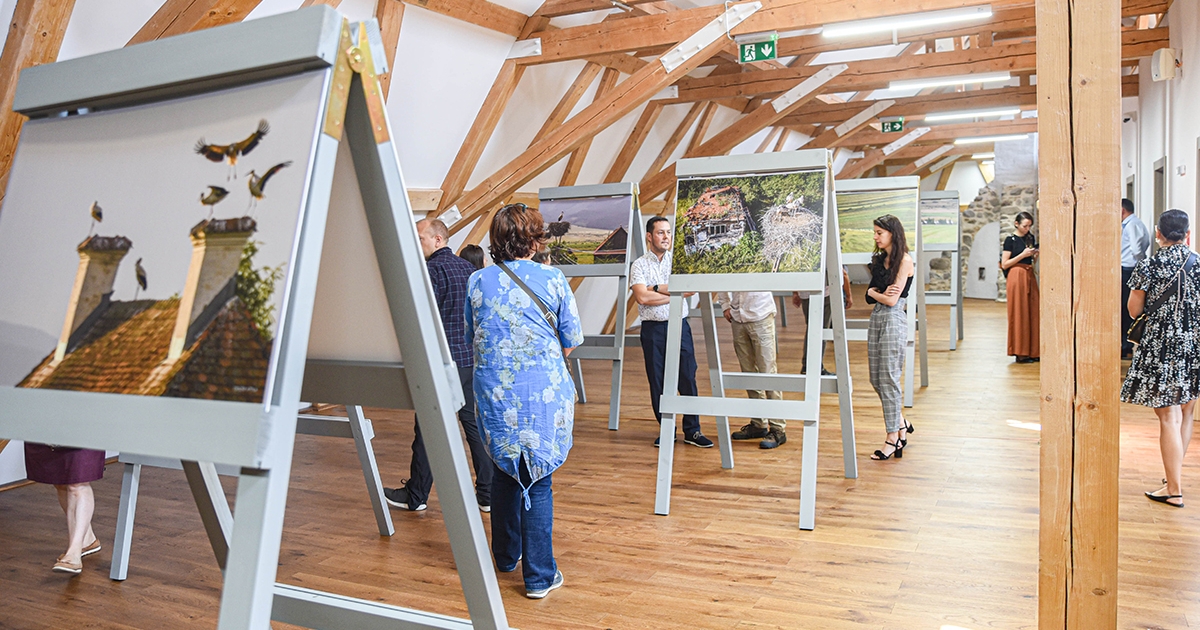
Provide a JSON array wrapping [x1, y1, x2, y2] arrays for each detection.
[[0, 71, 326, 403], [539, 195, 633, 265], [671, 170, 826, 275], [919, 195, 960, 250], [836, 188, 919, 257]]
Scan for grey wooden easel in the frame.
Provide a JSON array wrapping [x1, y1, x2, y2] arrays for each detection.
[[919, 190, 965, 350], [653, 150, 856, 531]]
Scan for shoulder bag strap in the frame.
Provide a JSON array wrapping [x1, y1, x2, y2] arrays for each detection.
[[1145, 253, 1197, 315], [498, 262, 566, 359]]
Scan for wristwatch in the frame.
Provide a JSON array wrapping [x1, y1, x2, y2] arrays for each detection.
[[652, 284, 659, 293]]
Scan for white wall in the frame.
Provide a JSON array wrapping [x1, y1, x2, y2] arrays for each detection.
[[1129, 0, 1200, 237]]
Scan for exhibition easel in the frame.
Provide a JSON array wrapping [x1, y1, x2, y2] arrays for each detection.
[[833, 177, 928, 407], [539, 183, 643, 430], [0, 9, 506, 630], [654, 151, 856, 531], [109, 405, 392, 581], [919, 191, 964, 350]]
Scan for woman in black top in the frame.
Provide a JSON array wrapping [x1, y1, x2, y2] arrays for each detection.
[[1121, 209, 1200, 507], [1000, 211, 1039, 362], [866, 215, 915, 461]]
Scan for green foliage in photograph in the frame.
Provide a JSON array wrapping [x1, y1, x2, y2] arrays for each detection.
[[836, 188, 918, 255], [236, 239, 285, 341], [672, 227, 772, 274], [921, 223, 959, 246]]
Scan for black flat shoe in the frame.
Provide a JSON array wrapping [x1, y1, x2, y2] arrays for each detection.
[[1145, 491, 1184, 508], [871, 441, 903, 460]]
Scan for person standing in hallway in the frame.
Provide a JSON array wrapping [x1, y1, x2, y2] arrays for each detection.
[[630, 216, 713, 449], [865, 215, 915, 461], [1122, 209, 1200, 508], [719, 291, 786, 449], [1121, 198, 1151, 358], [384, 218, 493, 512], [1001, 211, 1040, 363], [23, 444, 105, 574]]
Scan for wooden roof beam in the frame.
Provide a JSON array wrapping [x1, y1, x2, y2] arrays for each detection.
[[375, 0, 405, 97], [800, 99, 895, 149], [783, 85, 1036, 127], [604, 102, 662, 183], [400, 0, 528, 38], [560, 67, 621, 187], [838, 127, 931, 179], [127, 0, 263, 46], [839, 118, 1037, 148]]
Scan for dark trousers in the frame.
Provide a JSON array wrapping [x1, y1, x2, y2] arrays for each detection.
[[408, 365, 492, 506], [490, 458, 556, 590], [1121, 266, 1135, 352], [798, 295, 833, 372], [639, 319, 700, 436]]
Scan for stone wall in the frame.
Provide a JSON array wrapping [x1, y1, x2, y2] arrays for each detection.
[[926, 185, 1038, 298], [994, 185, 1039, 300]]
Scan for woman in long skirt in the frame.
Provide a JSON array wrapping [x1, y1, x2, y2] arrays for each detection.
[[1001, 211, 1040, 362]]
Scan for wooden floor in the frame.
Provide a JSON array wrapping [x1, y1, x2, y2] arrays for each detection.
[[3, 298, 1200, 629]]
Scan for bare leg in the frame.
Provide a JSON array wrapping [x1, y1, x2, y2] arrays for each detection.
[[1152, 406, 1186, 505], [1181, 399, 1197, 461], [59, 483, 96, 562]]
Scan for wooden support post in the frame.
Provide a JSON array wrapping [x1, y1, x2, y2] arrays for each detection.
[[374, 0, 404, 97], [126, 0, 263, 46], [1037, 0, 1121, 626], [0, 0, 78, 208]]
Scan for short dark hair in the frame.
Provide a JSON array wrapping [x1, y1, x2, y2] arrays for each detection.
[[489, 203, 548, 264], [646, 215, 669, 234], [1121, 198, 1135, 214], [1159, 209, 1189, 242], [460, 244, 485, 269]]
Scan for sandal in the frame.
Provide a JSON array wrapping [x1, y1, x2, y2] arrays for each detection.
[[899, 420, 915, 447], [871, 441, 903, 460], [1145, 490, 1184, 508]]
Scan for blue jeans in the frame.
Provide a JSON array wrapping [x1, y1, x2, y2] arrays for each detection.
[[490, 458, 556, 590]]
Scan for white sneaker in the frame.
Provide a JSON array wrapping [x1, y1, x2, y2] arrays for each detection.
[[525, 569, 564, 599]]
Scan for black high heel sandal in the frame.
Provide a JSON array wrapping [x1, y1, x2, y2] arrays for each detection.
[[899, 420, 915, 447], [871, 441, 903, 460]]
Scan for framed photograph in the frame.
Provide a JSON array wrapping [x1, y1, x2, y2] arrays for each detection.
[[920, 193, 960, 251], [835, 177, 920, 264], [538, 194, 634, 266]]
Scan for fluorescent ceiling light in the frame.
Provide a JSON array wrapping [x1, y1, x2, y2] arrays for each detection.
[[822, 5, 992, 39], [955, 134, 1028, 145], [971, 152, 995, 159], [924, 107, 1021, 122], [889, 71, 1011, 91]]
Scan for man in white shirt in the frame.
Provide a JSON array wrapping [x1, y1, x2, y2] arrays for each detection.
[[1121, 198, 1151, 357], [630, 216, 713, 449], [717, 291, 786, 448]]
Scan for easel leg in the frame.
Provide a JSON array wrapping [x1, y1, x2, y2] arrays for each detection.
[[654, 296, 686, 516], [109, 462, 141, 581], [346, 405, 395, 537], [798, 419, 819, 531], [570, 357, 587, 403], [218, 466, 291, 630], [699, 294, 733, 470], [777, 295, 788, 327], [608, 356, 623, 431], [182, 460, 233, 571]]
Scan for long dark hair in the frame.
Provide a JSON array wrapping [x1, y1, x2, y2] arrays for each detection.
[[1014, 211, 1035, 248], [871, 214, 909, 284]]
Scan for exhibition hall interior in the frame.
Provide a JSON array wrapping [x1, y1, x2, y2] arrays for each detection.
[[0, 0, 1196, 628]]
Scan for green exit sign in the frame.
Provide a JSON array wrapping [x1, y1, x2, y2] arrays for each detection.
[[882, 119, 905, 133], [738, 33, 778, 63]]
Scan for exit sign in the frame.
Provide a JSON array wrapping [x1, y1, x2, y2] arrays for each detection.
[[882, 119, 905, 133], [738, 33, 778, 63]]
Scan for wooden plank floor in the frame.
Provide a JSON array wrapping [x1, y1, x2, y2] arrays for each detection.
[[2, 298, 1199, 629]]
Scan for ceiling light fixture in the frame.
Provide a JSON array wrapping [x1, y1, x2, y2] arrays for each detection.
[[923, 107, 1021, 122], [822, 5, 992, 39], [971, 152, 995, 159], [954, 134, 1028, 145], [888, 71, 1011, 91]]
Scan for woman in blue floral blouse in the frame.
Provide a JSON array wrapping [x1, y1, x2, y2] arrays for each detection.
[[465, 203, 583, 598]]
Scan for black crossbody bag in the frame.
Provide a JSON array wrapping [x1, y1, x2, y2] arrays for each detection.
[[1128, 253, 1197, 345], [498, 262, 566, 360]]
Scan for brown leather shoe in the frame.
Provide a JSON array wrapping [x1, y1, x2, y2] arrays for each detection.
[[53, 555, 82, 574], [731, 423, 769, 440], [760, 429, 787, 449]]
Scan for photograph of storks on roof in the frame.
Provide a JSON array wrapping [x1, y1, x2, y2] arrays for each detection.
[[672, 170, 826, 275], [0, 71, 325, 404], [538, 195, 633, 266]]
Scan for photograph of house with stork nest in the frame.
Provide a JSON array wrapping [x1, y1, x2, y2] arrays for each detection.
[[671, 169, 827, 275]]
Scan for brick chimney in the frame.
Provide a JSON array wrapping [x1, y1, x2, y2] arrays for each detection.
[[54, 236, 133, 363], [168, 217, 257, 359]]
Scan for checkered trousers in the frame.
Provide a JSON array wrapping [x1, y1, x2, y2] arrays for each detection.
[[867, 298, 907, 433]]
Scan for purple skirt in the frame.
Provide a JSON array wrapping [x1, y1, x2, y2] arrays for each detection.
[[24, 443, 105, 485]]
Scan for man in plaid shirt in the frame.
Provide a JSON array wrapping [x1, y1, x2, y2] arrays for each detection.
[[384, 218, 493, 512]]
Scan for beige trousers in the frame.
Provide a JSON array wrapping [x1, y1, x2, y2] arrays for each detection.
[[730, 314, 784, 430]]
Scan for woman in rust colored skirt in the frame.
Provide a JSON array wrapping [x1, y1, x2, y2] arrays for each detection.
[[1001, 211, 1040, 363], [24, 443, 105, 574]]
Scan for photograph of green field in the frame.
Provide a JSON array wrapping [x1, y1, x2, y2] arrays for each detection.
[[672, 169, 826, 275], [920, 196, 960, 249], [835, 188, 919, 256]]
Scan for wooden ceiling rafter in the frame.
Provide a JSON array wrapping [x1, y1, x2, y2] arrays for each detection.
[[604, 102, 662, 182], [375, 0, 405, 96], [560, 67, 622, 187], [126, 0, 263, 46], [400, 0, 527, 38]]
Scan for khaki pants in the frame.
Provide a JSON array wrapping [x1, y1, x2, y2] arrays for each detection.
[[731, 314, 783, 430]]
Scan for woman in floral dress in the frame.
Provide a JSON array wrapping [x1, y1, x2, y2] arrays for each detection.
[[1122, 209, 1200, 507], [465, 203, 583, 598]]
